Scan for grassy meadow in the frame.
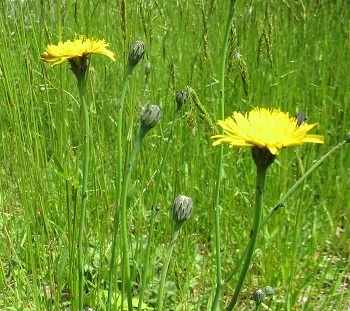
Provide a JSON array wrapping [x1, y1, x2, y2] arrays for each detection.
[[0, 0, 349, 310]]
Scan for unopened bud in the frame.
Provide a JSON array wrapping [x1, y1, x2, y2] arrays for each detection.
[[129, 40, 146, 68], [252, 288, 265, 305], [345, 133, 350, 143], [263, 286, 275, 296], [140, 104, 162, 132], [172, 195, 193, 223], [145, 62, 151, 76], [175, 90, 188, 113]]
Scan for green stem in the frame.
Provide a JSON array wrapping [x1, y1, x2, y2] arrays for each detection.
[[226, 165, 267, 311], [137, 208, 156, 311], [117, 65, 134, 203], [261, 139, 348, 229], [107, 64, 134, 311], [157, 222, 183, 311], [223, 246, 248, 284], [110, 128, 146, 310], [120, 131, 144, 311], [137, 112, 179, 311], [77, 75, 89, 311], [211, 1, 237, 310]]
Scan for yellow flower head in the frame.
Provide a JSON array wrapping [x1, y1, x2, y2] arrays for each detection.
[[39, 36, 115, 67], [211, 108, 324, 155]]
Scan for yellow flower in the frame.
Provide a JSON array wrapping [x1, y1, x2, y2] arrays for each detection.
[[39, 36, 115, 67], [211, 108, 324, 155]]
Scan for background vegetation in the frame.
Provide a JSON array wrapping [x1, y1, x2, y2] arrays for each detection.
[[0, 0, 349, 310]]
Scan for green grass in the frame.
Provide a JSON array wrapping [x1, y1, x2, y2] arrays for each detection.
[[0, 0, 349, 310]]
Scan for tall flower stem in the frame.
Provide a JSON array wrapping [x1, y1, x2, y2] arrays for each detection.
[[117, 65, 134, 202], [137, 112, 179, 311], [76, 74, 89, 311], [108, 103, 161, 310], [107, 64, 134, 311], [256, 139, 349, 229], [119, 129, 146, 311], [226, 164, 267, 311], [211, 1, 237, 310], [118, 104, 162, 310], [157, 195, 192, 311], [157, 222, 182, 311]]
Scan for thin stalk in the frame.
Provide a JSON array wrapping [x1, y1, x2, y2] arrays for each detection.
[[117, 66, 134, 203], [77, 75, 89, 311], [211, 1, 237, 310], [137, 113, 179, 311], [223, 246, 248, 284], [261, 139, 348, 228], [226, 165, 267, 310], [120, 130, 146, 311], [157, 222, 183, 311], [107, 64, 134, 311]]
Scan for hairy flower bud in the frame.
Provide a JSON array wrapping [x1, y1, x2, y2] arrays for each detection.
[[345, 133, 350, 143], [172, 195, 193, 223], [145, 62, 151, 76], [252, 288, 265, 305], [263, 286, 275, 296], [140, 104, 162, 132], [175, 90, 188, 113], [128, 40, 146, 68]]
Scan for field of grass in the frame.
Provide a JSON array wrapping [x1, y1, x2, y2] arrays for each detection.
[[0, 0, 349, 310]]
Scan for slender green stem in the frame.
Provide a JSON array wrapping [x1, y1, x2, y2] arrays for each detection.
[[226, 165, 267, 311], [137, 113, 179, 311], [77, 75, 89, 311], [137, 208, 156, 311], [157, 222, 183, 311], [223, 246, 248, 284], [261, 139, 348, 229], [120, 131, 144, 311], [110, 128, 146, 311], [107, 64, 134, 311], [211, 1, 237, 310], [117, 66, 134, 203]]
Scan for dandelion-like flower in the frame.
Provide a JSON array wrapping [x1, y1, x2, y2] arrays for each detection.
[[211, 107, 324, 156], [39, 36, 115, 68]]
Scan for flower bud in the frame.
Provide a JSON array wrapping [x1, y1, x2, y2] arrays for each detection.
[[263, 286, 275, 296], [128, 40, 146, 68], [140, 104, 162, 132], [175, 90, 188, 113], [145, 62, 151, 76], [252, 288, 265, 305], [172, 195, 193, 223], [345, 133, 350, 144]]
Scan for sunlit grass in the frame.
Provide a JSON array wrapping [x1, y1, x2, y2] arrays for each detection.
[[0, 1, 349, 310]]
